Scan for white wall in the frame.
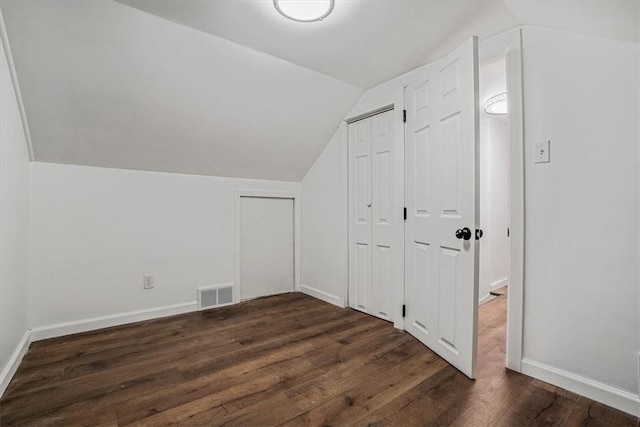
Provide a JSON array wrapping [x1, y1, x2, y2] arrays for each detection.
[[479, 116, 509, 301], [521, 26, 640, 400], [0, 37, 30, 389], [299, 52, 422, 310], [29, 162, 299, 329], [300, 125, 349, 307]]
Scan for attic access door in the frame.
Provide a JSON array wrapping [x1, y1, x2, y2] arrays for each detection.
[[404, 37, 480, 379]]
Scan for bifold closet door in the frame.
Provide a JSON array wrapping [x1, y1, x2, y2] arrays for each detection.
[[239, 196, 294, 301], [348, 109, 400, 322]]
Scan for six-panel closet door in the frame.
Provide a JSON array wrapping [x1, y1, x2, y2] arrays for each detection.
[[348, 109, 400, 322]]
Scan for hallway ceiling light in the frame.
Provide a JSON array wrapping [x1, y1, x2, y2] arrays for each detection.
[[484, 92, 508, 115], [273, 0, 335, 22]]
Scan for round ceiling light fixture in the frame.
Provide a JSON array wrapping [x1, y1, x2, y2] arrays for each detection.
[[273, 0, 335, 22], [484, 92, 508, 115]]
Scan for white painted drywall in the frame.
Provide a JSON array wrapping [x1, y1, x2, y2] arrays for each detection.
[[504, 1, 640, 44], [521, 26, 640, 396], [0, 38, 30, 380], [115, 0, 519, 89], [300, 125, 349, 307], [1, 0, 362, 182], [479, 116, 509, 302], [29, 162, 299, 328], [239, 197, 294, 300]]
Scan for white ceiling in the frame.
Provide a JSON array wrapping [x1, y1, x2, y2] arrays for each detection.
[[504, 0, 640, 44], [2, 0, 638, 181], [115, 0, 521, 89]]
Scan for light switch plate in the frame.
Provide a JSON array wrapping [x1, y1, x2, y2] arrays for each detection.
[[535, 140, 550, 163]]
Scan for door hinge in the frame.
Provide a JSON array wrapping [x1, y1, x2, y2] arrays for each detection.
[[403, 109, 407, 123], [403, 207, 407, 221], [402, 304, 406, 318]]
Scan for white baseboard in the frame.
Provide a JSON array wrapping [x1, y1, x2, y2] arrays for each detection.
[[521, 358, 640, 417], [478, 294, 496, 306], [300, 284, 344, 307], [490, 277, 508, 291], [0, 330, 31, 397], [30, 301, 198, 341]]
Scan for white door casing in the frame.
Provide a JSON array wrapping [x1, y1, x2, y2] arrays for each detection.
[[404, 37, 480, 378], [348, 109, 403, 322]]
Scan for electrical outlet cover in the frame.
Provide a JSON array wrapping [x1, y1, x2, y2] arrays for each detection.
[[535, 140, 550, 163], [143, 274, 154, 289]]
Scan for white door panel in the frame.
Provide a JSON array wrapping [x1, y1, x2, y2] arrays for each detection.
[[405, 37, 479, 378], [239, 197, 294, 301], [349, 118, 372, 313], [348, 109, 402, 322]]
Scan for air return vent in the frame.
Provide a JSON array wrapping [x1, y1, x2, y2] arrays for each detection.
[[198, 284, 235, 310]]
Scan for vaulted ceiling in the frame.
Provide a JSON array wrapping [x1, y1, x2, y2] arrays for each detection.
[[1, 0, 638, 181]]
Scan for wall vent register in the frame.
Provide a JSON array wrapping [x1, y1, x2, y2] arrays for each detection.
[[198, 284, 234, 310]]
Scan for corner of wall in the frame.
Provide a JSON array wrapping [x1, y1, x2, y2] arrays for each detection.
[[0, 7, 34, 161]]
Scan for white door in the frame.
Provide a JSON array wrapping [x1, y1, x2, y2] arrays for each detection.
[[404, 37, 480, 378], [239, 196, 294, 301], [348, 109, 402, 321]]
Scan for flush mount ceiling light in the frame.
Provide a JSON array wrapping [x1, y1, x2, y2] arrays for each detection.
[[484, 92, 508, 115], [273, 0, 335, 22]]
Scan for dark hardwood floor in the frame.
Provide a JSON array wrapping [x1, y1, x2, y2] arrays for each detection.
[[1, 292, 637, 426]]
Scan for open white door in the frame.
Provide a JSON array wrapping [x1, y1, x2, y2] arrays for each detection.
[[404, 37, 480, 378]]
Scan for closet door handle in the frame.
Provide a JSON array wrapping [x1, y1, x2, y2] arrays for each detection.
[[367, 202, 372, 208]]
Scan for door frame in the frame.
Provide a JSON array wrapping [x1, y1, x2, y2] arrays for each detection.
[[477, 28, 525, 372], [343, 28, 524, 372], [233, 190, 301, 303]]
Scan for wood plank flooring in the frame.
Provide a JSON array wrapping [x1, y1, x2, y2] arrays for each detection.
[[1, 292, 637, 426]]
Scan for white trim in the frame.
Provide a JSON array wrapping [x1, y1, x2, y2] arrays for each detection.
[[29, 301, 197, 341], [234, 190, 302, 303], [478, 294, 495, 305], [521, 358, 640, 417], [0, 330, 31, 397], [0, 8, 35, 161], [479, 27, 525, 373], [300, 283, 344, 307], [490, 277, 508, 291]]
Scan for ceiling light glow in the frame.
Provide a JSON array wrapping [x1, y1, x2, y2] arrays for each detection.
[[484, 92, 508, 115], [273, 0, 335, 22]]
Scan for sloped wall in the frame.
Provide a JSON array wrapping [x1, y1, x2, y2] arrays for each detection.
[[300, 125, 349, 307], [1, 0, 362, 181], [0, 36, 30, 392]]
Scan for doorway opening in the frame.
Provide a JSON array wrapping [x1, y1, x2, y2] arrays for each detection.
[[477, 54, 510, 373]]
